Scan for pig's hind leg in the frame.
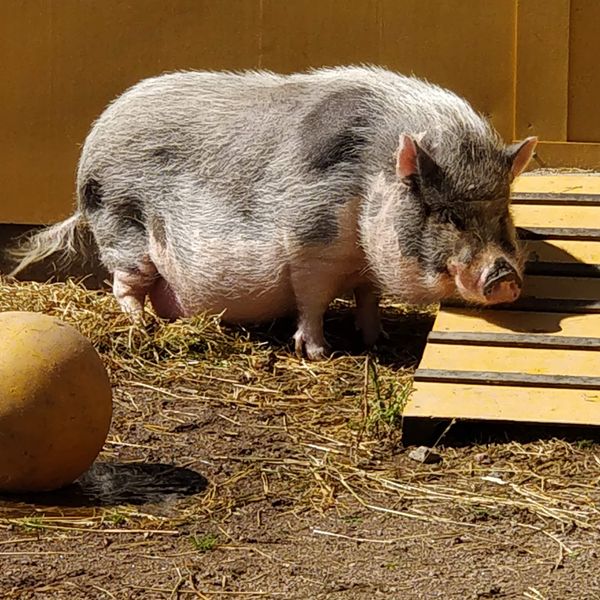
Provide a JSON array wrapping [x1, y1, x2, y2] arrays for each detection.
[[88, 204, 158, 321], [112, 260, 158, 321]]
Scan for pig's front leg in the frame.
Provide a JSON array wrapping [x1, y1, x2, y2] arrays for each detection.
[[290, 264, 334, 360], [354, 284, 383, 347], [293, 311, 329, 360]]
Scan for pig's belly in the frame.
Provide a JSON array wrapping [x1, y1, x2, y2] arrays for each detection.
[[148, 248, 296, 323]]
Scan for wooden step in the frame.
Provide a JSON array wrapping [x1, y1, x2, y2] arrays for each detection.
[[403, 175, 600, 439]]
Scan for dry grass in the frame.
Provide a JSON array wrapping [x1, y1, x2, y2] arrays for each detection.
[[1, 275, 600, 568]]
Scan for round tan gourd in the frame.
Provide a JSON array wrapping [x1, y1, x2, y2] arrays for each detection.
[[0, 312, 112, 492]]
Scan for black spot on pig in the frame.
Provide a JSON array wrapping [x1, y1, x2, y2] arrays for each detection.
[[296, 205, 339, 245], [302, 87, 378, 173], [152, 148, 173, 163], [151, 216, 167, 246], [81, 178, 103, 212], [312, 129, 367, 172]]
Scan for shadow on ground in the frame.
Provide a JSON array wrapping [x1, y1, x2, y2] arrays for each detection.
[[404, 417, 600, 447], [236, 302, 436, 369], [0, 462, 208, 510], [478, 239, 597, 332]]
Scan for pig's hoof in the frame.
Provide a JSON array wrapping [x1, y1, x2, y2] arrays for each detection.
[[293, 331, 330, 361], [305, 345, 330, 360], [127, 310, 147, 326]]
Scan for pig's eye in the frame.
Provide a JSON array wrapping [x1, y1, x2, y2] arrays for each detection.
[[446, 213, 465, 230], [451, 216, 465, 230]]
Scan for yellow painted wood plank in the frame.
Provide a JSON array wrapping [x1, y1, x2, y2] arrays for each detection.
[[0, 0, 262, 224], [513, 175, 600, 195], [406, 382, 600, 425], [418, 345, 598, 378], [512, 204, 600, 229], [260, 0, 379, 72], [379, 0, 515, 140], [433, 309, 600, 337], [526, 142, 600, 171], [525, 240, 600, 265], [515, 0, 570, 141], [523, 275, 600, 301], [568, 0, 600, 142]]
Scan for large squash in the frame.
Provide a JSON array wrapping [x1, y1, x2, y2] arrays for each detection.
[[0, 312, 112, 492]]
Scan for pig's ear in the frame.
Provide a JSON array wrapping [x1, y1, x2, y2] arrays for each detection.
[[506, 136, 538, 180], [396, 134, 419, 179], [396, 134, 440, 184]]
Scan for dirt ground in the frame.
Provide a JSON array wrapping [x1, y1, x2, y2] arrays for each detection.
[[1, 280, 600, 600]]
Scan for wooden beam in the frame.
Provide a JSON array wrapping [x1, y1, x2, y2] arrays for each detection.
[[512, 192, 600, 205], [432, 308, 600, 337], [512, 204, 600, 228], [567, 0, 600, 142], [415, 370, 600, 390], [529, 142, 600, 170], [514, 173, 600, 195], [517, 227, 600, 241], [406, 382, 600, 425], [417, 345, 599, 379], [426, 331, 600, 350], [524, 239, 600, 265]]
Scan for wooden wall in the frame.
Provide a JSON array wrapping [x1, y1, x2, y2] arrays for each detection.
[[1, 0, 598, 224]]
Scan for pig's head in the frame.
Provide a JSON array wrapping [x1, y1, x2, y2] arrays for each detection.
[[361, 133, 537, 306]]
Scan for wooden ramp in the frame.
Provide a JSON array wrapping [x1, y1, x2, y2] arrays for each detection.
[[404, 174, 600, 439]]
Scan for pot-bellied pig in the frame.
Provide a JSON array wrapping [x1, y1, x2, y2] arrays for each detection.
[[9, 66, 536, 359]]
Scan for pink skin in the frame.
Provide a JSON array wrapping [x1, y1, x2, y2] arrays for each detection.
[[113, 263, 373, 361], [149, 277, 185, 320], [113, 259, 184, 322], [111, 199, 375, 360], [448, 256, 522, 305]]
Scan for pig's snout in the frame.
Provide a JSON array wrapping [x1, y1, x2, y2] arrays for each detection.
[[482, 258, 522, 304]]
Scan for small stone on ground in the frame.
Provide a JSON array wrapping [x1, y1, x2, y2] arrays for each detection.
[[408, 445, 442, 464]]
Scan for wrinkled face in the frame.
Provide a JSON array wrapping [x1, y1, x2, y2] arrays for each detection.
[[415, 197, 524, 305], [361, 134, 536, 306]]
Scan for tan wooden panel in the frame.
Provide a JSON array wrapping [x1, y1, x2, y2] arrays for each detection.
[[568, 0, 600, 142], [434, 309, 600, 337], [419, 345, 598, 378], [523, 275, 600, 301], [261, 0, 516, 139], [0, 0, 261, 224], [515, 0, 570, 141], [524, 142, 600, 171], [379, 0, 515, 140], [407, 383, 600, 425], [512, 205, 600, 229], [0, 0, 520, 225], [4, 2, 600, 226], [525, 240, 600, 265], [259, 0, 380, 72], [513, 174, 600, 195]]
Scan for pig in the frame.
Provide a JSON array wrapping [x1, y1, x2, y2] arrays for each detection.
[[8, 66, 537, 359]]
